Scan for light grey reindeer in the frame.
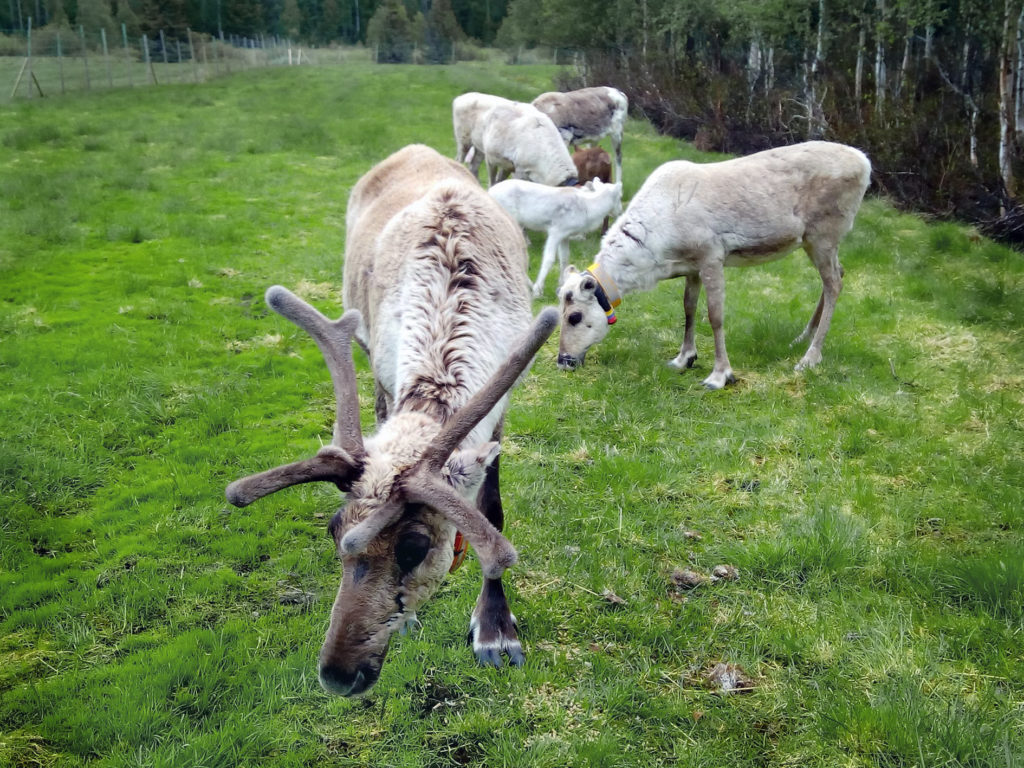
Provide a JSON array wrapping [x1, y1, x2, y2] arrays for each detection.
[[226, 145, 557, 696], [556, 141, 871, 388]]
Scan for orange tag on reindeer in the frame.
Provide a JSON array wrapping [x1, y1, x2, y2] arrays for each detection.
[[449, 532, 469, 573]]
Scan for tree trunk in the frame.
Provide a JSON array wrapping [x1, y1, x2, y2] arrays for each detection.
[[999, 0, 1023, 201], [855, 23, 866, 103], [895, 33, 911, 103], [808, 0, 826, 137], [1017, 7, 1024, 136], [875, 0, 887, 120], [747, 36, 762, 122]]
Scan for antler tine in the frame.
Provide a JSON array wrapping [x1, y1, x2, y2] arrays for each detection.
[[402, 472, 517, 579], [420, 307, 559, 472], [226, 449, 361, 508], [265, 285, 366, 461]]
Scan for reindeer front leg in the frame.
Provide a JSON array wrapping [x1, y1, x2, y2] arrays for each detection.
[[698, 259, 736, 389], [669, 273, 702, 371], [470, 453, 525, 667], [532, 233, 561, 297]]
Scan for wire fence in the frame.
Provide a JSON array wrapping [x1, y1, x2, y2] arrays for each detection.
[[0, 21, 360, 104]]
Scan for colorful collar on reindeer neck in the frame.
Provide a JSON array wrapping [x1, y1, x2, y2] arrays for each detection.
[[585, 263, 622, 325]]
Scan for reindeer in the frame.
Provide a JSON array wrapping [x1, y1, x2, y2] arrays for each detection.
[[532, 87, 628, 184], [556, 141, 871, 388], [452, 93, 578, 187], [226, 145, 558, 696], [489, 177, 623, 297]]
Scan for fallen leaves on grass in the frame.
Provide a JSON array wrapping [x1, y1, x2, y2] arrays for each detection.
[[710, 564, 740, 582], [601, 589, 627, 606], [671, 568, 709, 590], [703, 662, 756, 693]]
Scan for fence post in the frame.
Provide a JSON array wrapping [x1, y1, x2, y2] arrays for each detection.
[[122, 23, 132, 88], [188, 28, 199, 82], [79, 25, 90, 90], [57, 29, 65, 94], [160, 29, 168, 68], [26, 17, 32, 99], [101, 28, 112, 88], [143, 34, 157, 85]]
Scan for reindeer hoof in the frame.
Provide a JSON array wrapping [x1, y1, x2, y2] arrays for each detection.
[[469, 613, 525, 668], [668, 352, 697, 370], [702, 371, 736, 390], [795, 351, 822, 371]]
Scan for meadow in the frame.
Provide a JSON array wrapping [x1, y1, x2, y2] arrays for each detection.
[[1, 61, 1022, 767]]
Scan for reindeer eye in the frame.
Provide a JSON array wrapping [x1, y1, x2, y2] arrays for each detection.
[[568, 311, 584, 326], [395, 531, 431, 573], [581, 278, 596, 291]]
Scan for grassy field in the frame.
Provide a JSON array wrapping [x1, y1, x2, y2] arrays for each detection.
[[1, 61, 1022, 768]]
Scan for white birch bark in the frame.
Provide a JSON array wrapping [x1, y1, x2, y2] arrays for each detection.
[[999, 0, 1023, 200], [855, 24, 866, 102], [875, 0, 887, 119]]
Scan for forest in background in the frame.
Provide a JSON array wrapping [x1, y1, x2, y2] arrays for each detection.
[[4, 0, 1023, 241]]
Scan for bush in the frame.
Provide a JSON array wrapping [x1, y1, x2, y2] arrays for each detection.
[[366, 0, 417, 64]]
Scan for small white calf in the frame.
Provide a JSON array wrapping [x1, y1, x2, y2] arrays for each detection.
[[490, 178, 623, 297]]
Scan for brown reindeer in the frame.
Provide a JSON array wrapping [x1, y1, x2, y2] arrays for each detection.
[[572, 147, 612, 187], [572, 146, 614, 234], [227, 145, 558, 695]]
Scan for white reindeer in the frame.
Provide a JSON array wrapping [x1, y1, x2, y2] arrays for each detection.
[[227, 145, 558, 696], [556, 141, 871, 389], [532, 87, 628, 183], [452, 92, 578, 187], [490, 177, 623, 297]]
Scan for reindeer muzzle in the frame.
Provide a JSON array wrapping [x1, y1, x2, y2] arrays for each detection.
[[560, 176, 580, 187], [318, 661, 380, 697], [557, 352, 584, 370]]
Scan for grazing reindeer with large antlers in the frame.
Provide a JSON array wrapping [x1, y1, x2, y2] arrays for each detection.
[[226, 145, 557, 696]]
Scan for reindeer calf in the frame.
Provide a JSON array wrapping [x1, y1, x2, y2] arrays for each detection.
[[490, 177, 623, 297]]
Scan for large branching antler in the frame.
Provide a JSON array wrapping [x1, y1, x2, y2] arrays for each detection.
[[407, 307, 559, 577], [225, 286, 366, 508], [420, 307, 559, 472], [403, 472, 517, 578]]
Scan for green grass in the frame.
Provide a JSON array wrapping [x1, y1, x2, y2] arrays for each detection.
[[1, 61, 1022, 768]]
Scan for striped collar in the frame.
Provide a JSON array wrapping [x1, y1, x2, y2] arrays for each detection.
[[585, 262, 622, 324]]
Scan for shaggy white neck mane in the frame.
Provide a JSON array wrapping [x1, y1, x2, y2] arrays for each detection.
[[394, 193, 512, 434]]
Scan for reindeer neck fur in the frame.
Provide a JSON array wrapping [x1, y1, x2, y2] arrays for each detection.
[[595, 214, 667, 296], [384, 182, 530, 448]]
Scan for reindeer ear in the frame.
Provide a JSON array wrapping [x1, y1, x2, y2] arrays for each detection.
[[442, 442, 500, 495], [565, 265, 579, 276]]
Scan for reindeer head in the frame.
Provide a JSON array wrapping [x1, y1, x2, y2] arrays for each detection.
[[557, 266, 614, 370], [226, 286, 557, 696]]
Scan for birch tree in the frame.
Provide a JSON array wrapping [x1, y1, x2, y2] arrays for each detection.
[[999, 0, 1023, 199]]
